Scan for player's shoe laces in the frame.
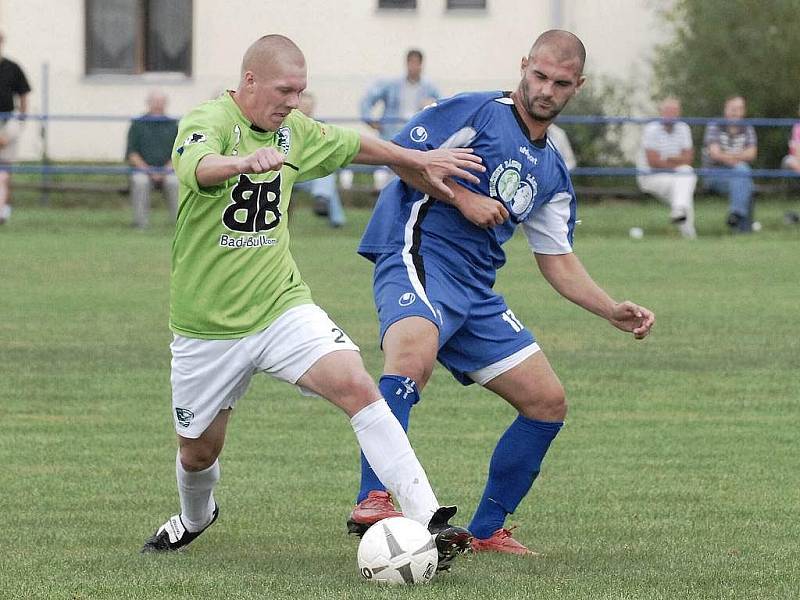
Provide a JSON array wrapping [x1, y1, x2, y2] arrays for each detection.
[[346, 490, 403, 537], [427, 506, 473, 572], [471, 526, 540, 556], [141, 504, 219, 553]]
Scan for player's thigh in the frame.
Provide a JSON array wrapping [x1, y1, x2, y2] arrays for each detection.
[[482, 351, 566, 421], [373, 252, 467, 385], [439, 295, 534, 386], [248, 304, 375, 416], [170, 334, 256, 439]]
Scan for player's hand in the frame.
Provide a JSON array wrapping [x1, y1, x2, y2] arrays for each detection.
[[608, 301, 655, 340], [238, 147, 285, 174], [454, 189, 509, 228], [418, 148, 485, 199]]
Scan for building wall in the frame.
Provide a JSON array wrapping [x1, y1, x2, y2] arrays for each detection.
[[0, 0, 666, 161]]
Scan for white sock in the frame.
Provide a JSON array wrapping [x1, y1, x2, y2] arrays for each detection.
[[176, 453, 219, 532], [350, 399, 438, 526]]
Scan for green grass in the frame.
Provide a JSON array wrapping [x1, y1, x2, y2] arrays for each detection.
[[2, 195, 799, 599]]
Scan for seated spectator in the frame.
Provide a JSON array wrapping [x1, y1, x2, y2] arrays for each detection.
[[547, 123, 576, 171], [294, 92, 346, 227], [781, 102, 800, 173], [636, 97, 697, 239], [126, 90, 178, 229], [702, 95, 757, 233]]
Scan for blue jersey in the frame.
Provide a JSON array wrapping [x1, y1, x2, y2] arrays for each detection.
[[358, 91, 577, 288]]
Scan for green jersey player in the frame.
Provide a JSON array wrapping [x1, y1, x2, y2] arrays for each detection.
[[141, 35, 484, 570]]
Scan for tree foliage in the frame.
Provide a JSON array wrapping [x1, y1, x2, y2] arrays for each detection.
[[652, 0, 800, 167], [559, 74, 635, 170]]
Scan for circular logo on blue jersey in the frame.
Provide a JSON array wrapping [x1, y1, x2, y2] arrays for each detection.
[[399, 292, 416, 306], [510, 180, 535, 216], [410, 126, 428, 143]]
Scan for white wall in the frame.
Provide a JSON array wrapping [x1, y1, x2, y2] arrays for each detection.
[[0, 0, 667, 161]]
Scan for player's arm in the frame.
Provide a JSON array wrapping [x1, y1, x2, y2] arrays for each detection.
[[353, 134, 483, 199], [195, 148, 285, 187], [534, 252, 655, 339], [391, 167, 508, 228]]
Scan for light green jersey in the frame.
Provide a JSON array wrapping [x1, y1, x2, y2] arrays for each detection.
[[170, 92, 361, 339]]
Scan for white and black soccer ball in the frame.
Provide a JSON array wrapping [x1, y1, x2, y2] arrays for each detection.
[[357, 517, 438, 584]]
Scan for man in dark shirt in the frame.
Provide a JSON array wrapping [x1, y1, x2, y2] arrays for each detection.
[[126, 90, 179, 228], [0, 31, 31, 225]]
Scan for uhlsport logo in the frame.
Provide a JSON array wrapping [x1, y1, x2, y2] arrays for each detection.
[[399, 292, 416, 306], [410, 126, 428, 143], [175, 407, 194, 428]]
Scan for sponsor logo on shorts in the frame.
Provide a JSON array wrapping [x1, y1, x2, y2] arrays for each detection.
[[175, 407, 194, 428], [399, 292, 416, 306], [410, 126, 428, 143]]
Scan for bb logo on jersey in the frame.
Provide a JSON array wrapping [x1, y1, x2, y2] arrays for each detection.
[[409, 126, 428, 143], [488, 159, 537, 221], [223, 173, 282, 233]]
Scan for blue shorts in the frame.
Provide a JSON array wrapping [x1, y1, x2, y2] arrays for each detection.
[[373, 252, 536, 385]]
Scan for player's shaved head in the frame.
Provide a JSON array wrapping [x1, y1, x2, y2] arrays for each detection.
[[529, 30, 586, 74], [241, 34, 305, 78]]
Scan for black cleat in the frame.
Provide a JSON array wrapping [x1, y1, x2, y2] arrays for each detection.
[[141, 504, 219, 553], [427, 506, 472, 572]]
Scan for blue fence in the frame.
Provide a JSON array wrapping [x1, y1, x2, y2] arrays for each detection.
[[3, 110, 799, 181]]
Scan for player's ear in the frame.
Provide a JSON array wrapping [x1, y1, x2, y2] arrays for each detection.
[[520, 57, 528, 75], [243, 70, 256, 89], [574, 75, 586, 94]]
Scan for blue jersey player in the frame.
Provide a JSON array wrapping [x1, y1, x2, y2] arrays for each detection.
[[347, 30, 655, 554]]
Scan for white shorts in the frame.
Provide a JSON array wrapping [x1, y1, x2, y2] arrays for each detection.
[[170, 303, 359, 438], [0, 120, 21, 162]]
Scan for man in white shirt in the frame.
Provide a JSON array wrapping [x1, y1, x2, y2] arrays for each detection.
[[636, 97, 697, 239]]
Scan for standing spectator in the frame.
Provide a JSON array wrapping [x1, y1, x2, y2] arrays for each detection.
[[360, 49, 440, 190], [702, 95, 757, 233], [126, 90, 179, 229], [0, 31, 31, 225], [547, 123, 576, 171], [636, 97, 698, 239], [294, 92, 346, 227]]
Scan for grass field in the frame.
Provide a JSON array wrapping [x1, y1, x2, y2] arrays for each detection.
[[2, 195, 799, 599]]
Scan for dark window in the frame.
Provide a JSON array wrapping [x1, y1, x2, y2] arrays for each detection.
[[378, 0, 417, 9], [86, 0, 192, 75], [447, 0, 486, 8]]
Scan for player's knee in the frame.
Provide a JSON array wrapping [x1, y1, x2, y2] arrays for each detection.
[[541, 385, 567, 421], [519, 383, 567, 421], [384, 351, 434, 389], [0, 171, 9, 184], [179, 442, 221, 471], [330, 367, 381, 412]]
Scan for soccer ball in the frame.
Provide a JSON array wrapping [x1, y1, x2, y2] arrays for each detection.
[[357, 517, 438, 584]]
